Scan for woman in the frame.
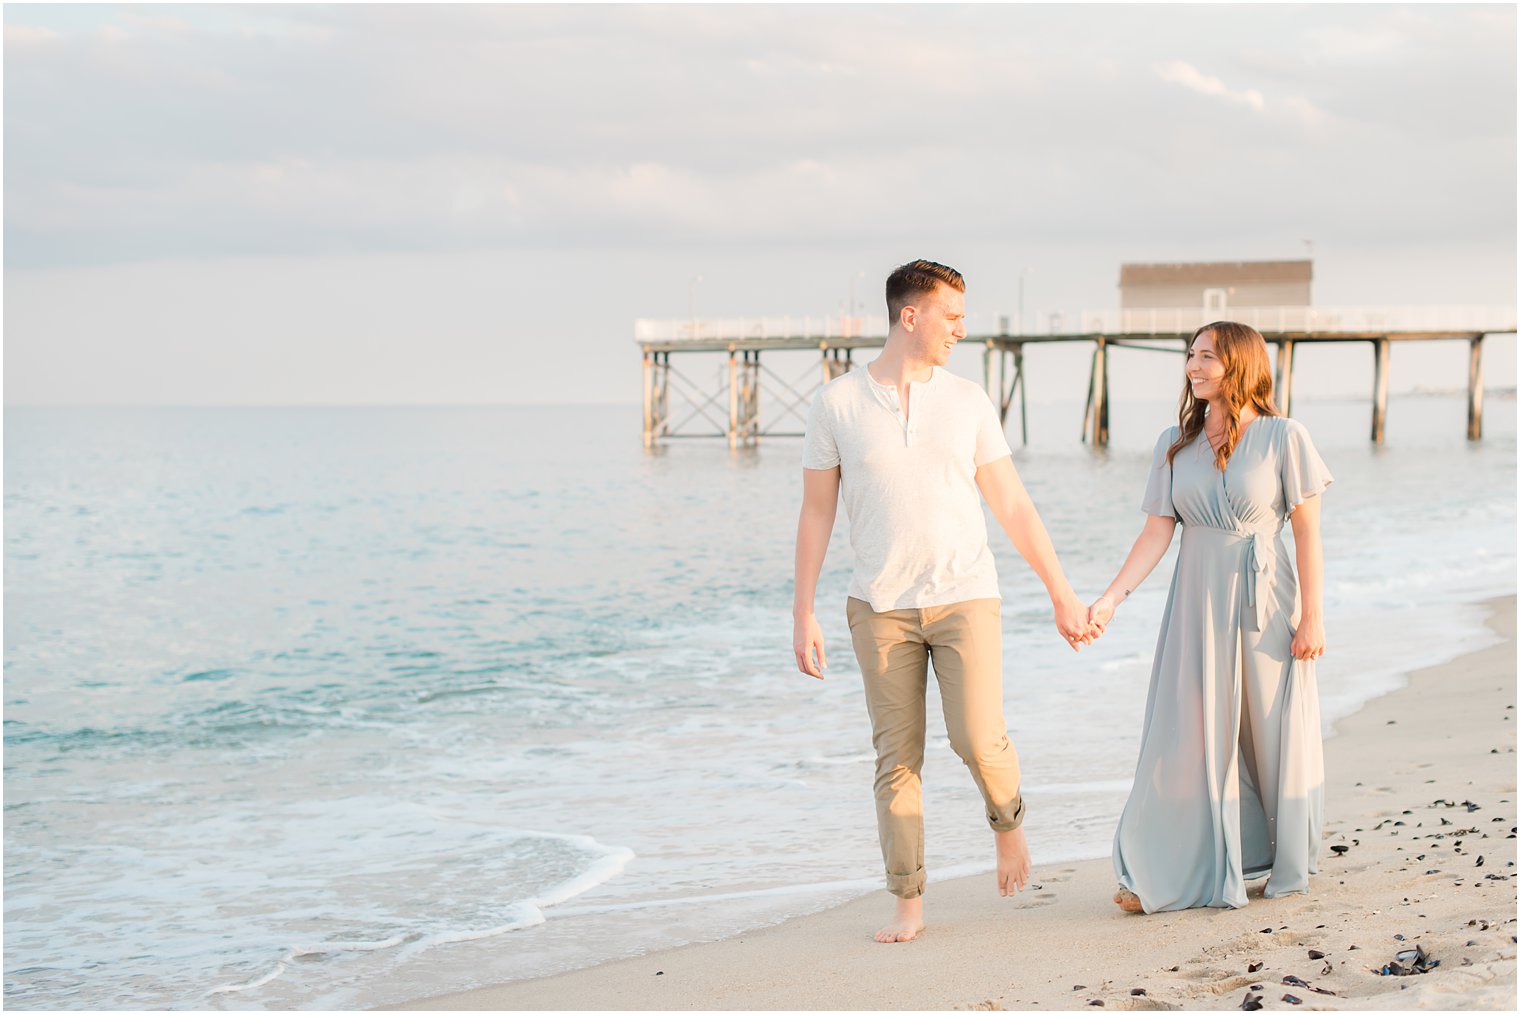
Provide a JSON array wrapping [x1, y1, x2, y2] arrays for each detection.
[[1090, 321, 1332, 914]]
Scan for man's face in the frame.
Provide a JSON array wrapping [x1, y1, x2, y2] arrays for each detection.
[[908, 283, 967, 366]]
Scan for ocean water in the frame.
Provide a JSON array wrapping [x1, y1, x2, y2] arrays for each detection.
[[4, 391, 1515, 1010]]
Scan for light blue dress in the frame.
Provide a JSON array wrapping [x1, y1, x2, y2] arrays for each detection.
[[1113, 415, 1333, 912]]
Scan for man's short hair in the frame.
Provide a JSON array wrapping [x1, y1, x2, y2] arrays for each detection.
[[885, 260, 965, 324]]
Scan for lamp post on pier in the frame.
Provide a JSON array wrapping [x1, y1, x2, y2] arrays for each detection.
[[1018, 266, 1032, 335]]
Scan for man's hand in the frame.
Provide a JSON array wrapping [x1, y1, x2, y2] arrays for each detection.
[[794, 612, 828, 678], [1089, 594, 1116, 633], [1053, 589, 1100, 651]]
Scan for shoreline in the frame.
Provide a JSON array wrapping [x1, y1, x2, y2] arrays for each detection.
[[387, 596, 1517, 1011]]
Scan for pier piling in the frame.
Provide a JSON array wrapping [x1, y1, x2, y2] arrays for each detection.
[[1082, 338, 1111, 447], [1372, 338, 1390, 445], [1275, 340, 1296, 416], [1468, 335, 1486, 441]]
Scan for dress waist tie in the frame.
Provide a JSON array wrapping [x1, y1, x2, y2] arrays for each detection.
[[1241, 529, 1275, 633]]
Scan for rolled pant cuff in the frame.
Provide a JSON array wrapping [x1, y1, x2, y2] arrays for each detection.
[[987, 793, 1026, 833], [886, 868, 926, 899]]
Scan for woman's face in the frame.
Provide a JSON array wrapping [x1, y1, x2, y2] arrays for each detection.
[[1186, 330, 1227, 403]]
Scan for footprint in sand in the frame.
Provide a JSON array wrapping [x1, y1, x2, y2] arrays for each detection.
[[1015, 884, 1058, 907]]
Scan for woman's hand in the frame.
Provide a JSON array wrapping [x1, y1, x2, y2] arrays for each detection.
[[1291, 614, 1326, 662], [1089, 594, 1116, 633], [1054, 588, 1100, 651]]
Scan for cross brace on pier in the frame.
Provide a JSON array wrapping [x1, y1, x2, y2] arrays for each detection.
[[640, 337, 877, 449]]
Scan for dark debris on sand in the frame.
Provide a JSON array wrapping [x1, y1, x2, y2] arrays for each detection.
[[1377, 944, 1440, 976], [1282, 974, 1335, 996]]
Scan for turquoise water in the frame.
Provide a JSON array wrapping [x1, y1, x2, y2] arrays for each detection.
[[4, 394, 1514, 1009]]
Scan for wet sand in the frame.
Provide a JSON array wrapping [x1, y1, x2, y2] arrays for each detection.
[[386, 595, 1517, 1011]]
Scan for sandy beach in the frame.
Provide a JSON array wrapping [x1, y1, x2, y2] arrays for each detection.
[[388, 595, 1517, 1011]]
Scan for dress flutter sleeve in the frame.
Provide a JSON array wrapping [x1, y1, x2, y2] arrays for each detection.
[[1280, 418, 1333, 515], [1140, 427, 1179, 518]]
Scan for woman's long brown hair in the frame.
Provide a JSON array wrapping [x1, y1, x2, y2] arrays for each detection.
[[1167, 321, 1280, 470]]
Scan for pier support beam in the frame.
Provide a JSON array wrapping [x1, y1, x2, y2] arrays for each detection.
[[727, 347, 763, 448], [732, 350, 760, 448], [822, 346, 851, 385], [643, 351, 670, 448], [727, 347, 740, 449], [643, 351, 654, 448], [1083, 337, 1110, 447], [1015, 345, 1028, 445], [1275, 339, 1296, 416], [1468, 334, 1485, 441], [1005, 344, 1028, 445], [985, 344, 1029, 444], [1371, 337, 1390, 445]]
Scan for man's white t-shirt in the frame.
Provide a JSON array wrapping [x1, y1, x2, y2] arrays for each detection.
[[802, 365, 1014, 612]]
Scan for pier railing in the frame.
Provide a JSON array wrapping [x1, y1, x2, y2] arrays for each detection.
[[1061, 304, 1516, 337], [635, 315, 890, 344], [636, 305, 1516, 344]]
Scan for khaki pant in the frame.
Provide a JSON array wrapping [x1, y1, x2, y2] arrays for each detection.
[[846, 596, 1025, 899]]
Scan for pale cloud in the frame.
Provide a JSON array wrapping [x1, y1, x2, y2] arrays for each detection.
[[119, 11, 192, 36], [1301, 24, 1414, 64], [1, 2, 1512, 405], [1278, 95, 1331, 130], [1154, 60, 1267, 112], [3, 24, 60, 46], [1153, 59, 1335, 130]]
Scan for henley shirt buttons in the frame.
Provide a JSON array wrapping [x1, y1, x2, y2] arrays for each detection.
[[802, 366, 1011, 610]]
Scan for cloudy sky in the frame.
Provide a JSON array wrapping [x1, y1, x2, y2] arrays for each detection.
[[4, 3, 1515, 405]]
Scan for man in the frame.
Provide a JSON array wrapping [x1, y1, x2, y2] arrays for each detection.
[[792, 259, 1098, 943]]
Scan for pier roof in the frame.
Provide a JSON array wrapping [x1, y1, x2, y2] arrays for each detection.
[[1119, 260, 1313, 286]]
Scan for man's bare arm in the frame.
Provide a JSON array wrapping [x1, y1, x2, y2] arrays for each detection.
[[975, 455, 1097, 651], [793, 466, 841, 678]]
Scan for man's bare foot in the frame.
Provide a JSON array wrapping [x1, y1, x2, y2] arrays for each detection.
[[875, 896, 925, 943], [995, 826, 1032, 896], [1113, 886, 1143, 913]]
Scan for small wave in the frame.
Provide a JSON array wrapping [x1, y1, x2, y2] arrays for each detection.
[[202, 829, 635, 1000], [414, 682, 510, 704], [1027, 778, 1133, 796], [1097, 653, 1149, 673], [551, 874, 885, 917], [209, 932, 416, 998], [796, 752, 876, 767], [182, 669, 236, 683], [1329, 557, 1510, 599], [408, 837, 634, 948], [528, 843, 636, 908], [205, 961, 288, 997], [421, 905, 546, 946], [288, 933, 412, 958]]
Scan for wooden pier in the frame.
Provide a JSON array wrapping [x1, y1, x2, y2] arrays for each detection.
[[636, 307, 1515, 449]]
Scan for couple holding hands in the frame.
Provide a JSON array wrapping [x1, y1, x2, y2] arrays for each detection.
[[792, 260, 1331, 941]]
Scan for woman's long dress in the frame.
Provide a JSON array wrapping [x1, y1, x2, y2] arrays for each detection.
[[1113, 415, 1333, 913]]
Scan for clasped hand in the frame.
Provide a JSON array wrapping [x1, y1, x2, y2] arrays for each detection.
[[1088, 594, 1116, 633], [1055, 592, 1104, 652]]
